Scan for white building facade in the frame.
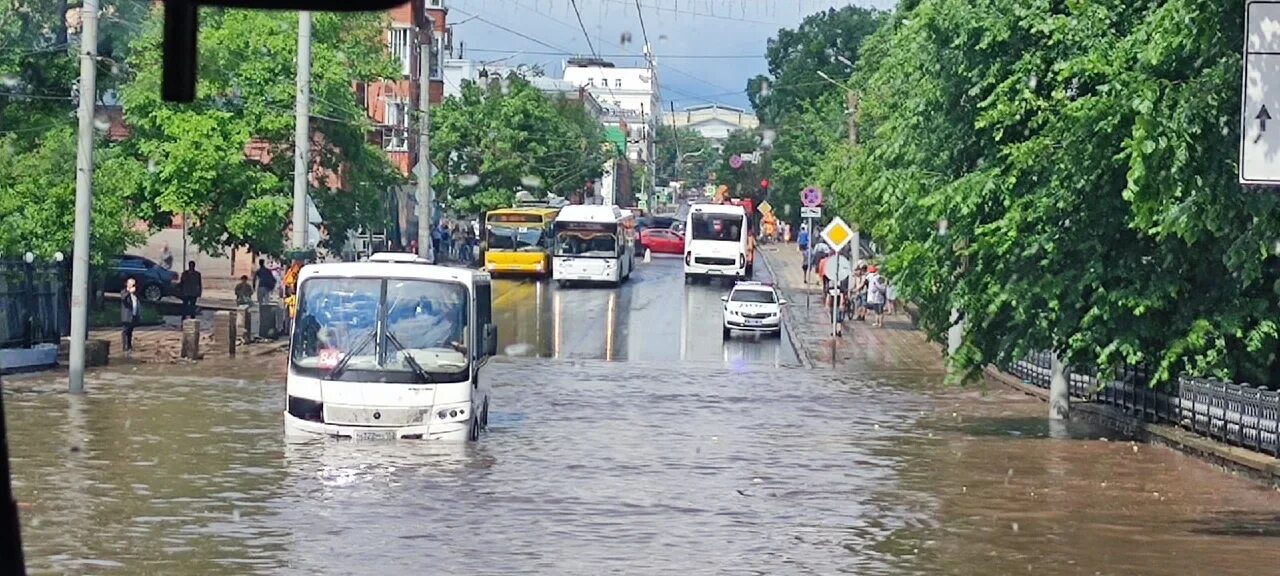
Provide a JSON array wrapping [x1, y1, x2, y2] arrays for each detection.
[[562, 58, 660, 208], [671, 104, 759, 148]]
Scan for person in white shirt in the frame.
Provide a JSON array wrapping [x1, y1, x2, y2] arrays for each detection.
[[865, 265, 886, 327]]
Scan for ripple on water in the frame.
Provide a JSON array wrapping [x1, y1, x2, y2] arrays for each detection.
[[7, 359, 1280, 575]]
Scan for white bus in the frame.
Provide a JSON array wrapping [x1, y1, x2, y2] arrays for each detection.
[[284, 253, 498, 441], [684, 203, 753, 282], [552, 204, 636, 287]]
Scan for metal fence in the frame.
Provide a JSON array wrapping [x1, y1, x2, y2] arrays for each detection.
[[0, 261, 68, 349], [1007, 354, 1280, 457]]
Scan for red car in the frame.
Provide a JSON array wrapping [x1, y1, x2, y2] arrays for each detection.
[[640, 228, 685, 255]]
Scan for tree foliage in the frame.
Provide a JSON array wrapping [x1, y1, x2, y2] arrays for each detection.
[[746, 5, 887, 128], [119, 7, 402, 257], [654, 124, 718, 186], [744, 6, 885, 225], [813, 0, 1276, 384], [713, 129, 769, 202], [430, 75, 611, 214], [0, 0, 144, 260]]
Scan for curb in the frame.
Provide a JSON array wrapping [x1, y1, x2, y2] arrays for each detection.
[[983, 366, 1280, 488], [760, 249, 814, 369]]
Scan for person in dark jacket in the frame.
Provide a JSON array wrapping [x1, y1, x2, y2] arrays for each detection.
[[121, 277, 142, 356], [179, 261, 203, 320]]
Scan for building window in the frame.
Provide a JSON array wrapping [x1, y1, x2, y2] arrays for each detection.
[[431, 34, 445, 80], [615, 78, 622, 88], [587, 78, 593, 86], [389, 27, 412, 76], [382, 100, 409, 151], [428, 0, 443, 6]]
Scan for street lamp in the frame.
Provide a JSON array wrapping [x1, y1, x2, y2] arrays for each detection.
[[23, 252, 34, 264]]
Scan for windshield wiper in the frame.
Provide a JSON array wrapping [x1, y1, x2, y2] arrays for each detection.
[[325, 329, 376, 381], [383, 331, 445, 383]]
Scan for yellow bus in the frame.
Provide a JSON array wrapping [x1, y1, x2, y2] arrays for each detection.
[[483, 207, 560, 277]]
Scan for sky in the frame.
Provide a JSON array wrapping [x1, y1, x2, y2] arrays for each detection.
[[445, 0, 896, 114]]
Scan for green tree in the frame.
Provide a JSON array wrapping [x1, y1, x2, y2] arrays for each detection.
[[0, 0, 148, 260], [655, 124, 717, 186], [742, 6, 884, 227], [714, 129, 769, 202], [745, 5, 886, 127], [0, 128, 145, 259], [431, 75, 610, 215], [816, 0, 1276, 385], [119, 7, 402, 257]]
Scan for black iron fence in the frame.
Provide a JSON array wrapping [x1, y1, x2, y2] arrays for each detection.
[[0, 261, 69, 349], [1007, 353, 1280, 457]]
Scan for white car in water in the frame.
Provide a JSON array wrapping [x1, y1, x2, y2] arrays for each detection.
[[721, 282, 786, 339]]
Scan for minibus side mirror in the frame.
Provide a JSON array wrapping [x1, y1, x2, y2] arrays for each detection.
[[482, 323, 498, 357]]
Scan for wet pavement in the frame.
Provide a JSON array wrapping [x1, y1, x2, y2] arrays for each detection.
[[5, 257, 1280, 575]]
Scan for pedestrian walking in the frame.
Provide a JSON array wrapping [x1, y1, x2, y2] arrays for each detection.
[[178, 261, 203, 320], [120, 278, 142, 357], [885, 280, 898, 315], [253, 259, 276, 305], [160, 243, 174, 270], [866, 265, 886, 327]]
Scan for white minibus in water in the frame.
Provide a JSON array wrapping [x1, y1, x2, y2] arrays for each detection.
[[684, 203, 752, 282], [284, 253, 498, 441]]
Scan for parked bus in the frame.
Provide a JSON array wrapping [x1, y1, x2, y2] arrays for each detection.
[[552, 204, 636, 287], [284, 253, 498, 441], [483, 207, 559, 277], [684, 203, 753, 282]]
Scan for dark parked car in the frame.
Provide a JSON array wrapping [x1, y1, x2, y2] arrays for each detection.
[[100, 255, 178, 302], [636, 216, 678, 232]]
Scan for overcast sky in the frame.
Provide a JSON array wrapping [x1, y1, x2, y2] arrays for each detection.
[[446, 0, 896, 113]]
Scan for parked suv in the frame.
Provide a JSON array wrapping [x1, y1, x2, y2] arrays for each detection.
[[100, 255, 178, 302]]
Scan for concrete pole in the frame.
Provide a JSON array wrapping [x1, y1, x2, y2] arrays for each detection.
[[68, 0, 100, 394], [292, 11, 312, 251], [947, 308, 963, 358], [847, 90, 861, 261], [417, 28, 434, 262], [1049, 352, 1071, 421]]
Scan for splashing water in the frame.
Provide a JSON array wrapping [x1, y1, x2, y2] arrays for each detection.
[[0, 75, 19, 88], [505, 342, 534, 356]]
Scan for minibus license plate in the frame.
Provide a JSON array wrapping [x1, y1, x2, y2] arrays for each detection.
[[353, 430, 396, 441]]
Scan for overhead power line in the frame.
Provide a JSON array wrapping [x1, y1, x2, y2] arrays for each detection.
[[463, 47, 760, 60], [567, 0, 600, 60]]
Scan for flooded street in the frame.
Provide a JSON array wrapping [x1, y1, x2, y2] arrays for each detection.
[[6, 259, 1280, 575]]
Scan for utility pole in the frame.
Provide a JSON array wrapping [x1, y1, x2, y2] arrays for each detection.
[[68, 0, 99, 394], [846, 89, 861, 261], [417, 27, 434, 262], [292, 11, 312, 251]]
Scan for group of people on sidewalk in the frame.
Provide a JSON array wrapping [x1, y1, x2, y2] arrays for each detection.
[[793, 223, 899, 338]]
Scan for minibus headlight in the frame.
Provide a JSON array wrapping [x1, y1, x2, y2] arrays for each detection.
[[435, 403, 470, 423]]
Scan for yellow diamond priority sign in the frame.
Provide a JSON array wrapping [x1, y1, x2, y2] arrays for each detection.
[[758, 200, 773, 214], [821, 216, 854, 251]]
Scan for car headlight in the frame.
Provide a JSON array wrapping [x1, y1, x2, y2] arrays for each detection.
[[434, 402, 471, 424]]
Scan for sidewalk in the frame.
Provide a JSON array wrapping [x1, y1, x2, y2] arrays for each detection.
[[760, 245, 945, 374]]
